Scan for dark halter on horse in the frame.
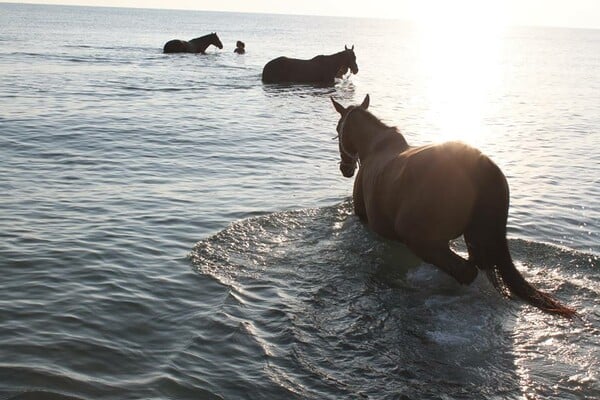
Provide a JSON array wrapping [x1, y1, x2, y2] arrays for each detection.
[[334, 106, 361, 169]]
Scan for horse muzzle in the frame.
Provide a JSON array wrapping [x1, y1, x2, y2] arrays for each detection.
[[340, 163, 356, 178], [350, 65, 359, 74]]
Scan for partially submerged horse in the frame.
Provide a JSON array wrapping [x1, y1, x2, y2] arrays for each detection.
[[331, 95, 575, 317], [262, 45, 358, 84], [163, 33, 223, 54]]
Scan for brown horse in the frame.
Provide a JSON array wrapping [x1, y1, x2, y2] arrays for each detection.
[[331, 95, 575, 317], [262, 45, 358, 84], [163, 33, 223, 54]]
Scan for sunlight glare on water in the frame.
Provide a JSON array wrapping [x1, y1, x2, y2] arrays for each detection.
[[412, 0, 507, 146], [0, 3, 598, 399]]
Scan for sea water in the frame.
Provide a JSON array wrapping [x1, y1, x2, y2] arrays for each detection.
[[0, 3, 599, 399]]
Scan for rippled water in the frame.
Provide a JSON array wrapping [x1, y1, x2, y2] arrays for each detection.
[[0, 3, 599, 399]]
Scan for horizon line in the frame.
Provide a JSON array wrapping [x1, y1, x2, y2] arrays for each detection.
[[1, 1, 599, 31]]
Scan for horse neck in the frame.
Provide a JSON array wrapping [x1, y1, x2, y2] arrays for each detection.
[[346, 112, 408, 161], [331, 51, 348, 70], [320, 51, 346, 74], [190, 35, 210, 51]]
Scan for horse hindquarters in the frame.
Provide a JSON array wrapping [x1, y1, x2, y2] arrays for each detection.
[[262, 58, 286, 83], [464, 160, 575, 317], [463, 158, 510, 276], [163, 40, 188, 53]]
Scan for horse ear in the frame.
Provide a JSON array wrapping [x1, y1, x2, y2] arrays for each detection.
[[351, 45, 354, 50], [345, 45, 348, 51], [331, 96, 346, 115], [360, 94, 370, 110]]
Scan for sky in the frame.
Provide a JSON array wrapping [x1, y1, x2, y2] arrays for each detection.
[[3, 0, 600, 29]]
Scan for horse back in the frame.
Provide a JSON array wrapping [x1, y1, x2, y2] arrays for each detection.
[[262, 56, 331, 83], [364, 141, 496, 241]]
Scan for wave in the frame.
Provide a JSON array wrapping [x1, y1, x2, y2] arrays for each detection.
[[7, 51, 134, 65], [62, 44, 149, 52], [4, 390, 86, 400], [192, 202, 596, 300], [189, 203, 599, 399]]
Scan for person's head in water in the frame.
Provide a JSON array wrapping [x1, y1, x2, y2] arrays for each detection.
[[234, 40, 245, 54]]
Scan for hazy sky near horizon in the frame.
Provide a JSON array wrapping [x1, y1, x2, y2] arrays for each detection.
[[3, 0, 600, 29]]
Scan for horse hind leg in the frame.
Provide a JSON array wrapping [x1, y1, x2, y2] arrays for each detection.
[[463, 163, 513, 295], [407, 240, 478, 285]]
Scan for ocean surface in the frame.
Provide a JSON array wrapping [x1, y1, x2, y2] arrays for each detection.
[[1, 3, 599, 399]]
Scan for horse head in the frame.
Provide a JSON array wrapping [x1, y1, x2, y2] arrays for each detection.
[[211, 32, 223, 49], [344, 45, 359, 75], [331, 94, 370, 177]]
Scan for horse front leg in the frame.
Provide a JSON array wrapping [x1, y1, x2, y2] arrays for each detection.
[[352, 171, 367, 222]]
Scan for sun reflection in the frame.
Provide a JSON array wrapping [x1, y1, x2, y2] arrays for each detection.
[[411, 0, 507, 146]]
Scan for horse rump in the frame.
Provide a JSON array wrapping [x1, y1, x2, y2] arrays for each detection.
[[261, 57, 288, 83], [163, 39, 187, 53], [465, 159, 575, 317]]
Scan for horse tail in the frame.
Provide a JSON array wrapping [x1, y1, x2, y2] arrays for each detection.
[[483, 236, 576, 317], [465, 157, 576, 318]]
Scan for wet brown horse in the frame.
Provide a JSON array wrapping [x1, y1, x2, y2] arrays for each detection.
[[262, 45, 358, 84], [331, 95, 575, 317], [163, 33, 223, 54]]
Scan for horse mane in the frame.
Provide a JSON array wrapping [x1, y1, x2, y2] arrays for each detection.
[[351, 107, 393, 130], [350, 107, 407, 145], [311, 49, 349, 61], [192, 33, 216, 41]]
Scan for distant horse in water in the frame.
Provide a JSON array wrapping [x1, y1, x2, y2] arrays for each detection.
[[262, 45, 358, 84], [163, 33, 223, 54], [331, 95, 575, 317]]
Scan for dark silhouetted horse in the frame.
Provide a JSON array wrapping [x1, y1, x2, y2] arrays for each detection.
[[331, 94, 575, 318], [163, 33, 223, 54], [262, 45, 358, 84]]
